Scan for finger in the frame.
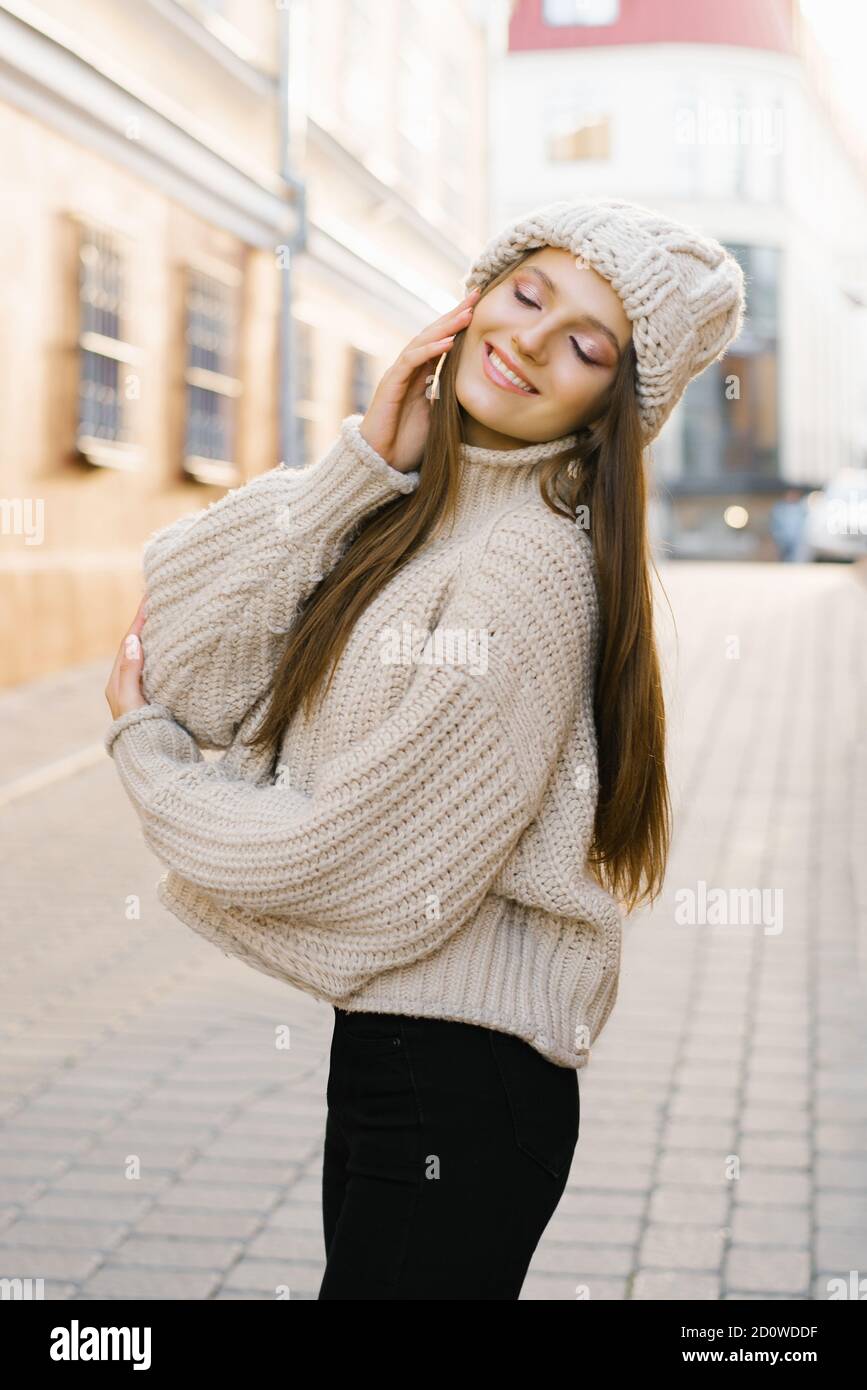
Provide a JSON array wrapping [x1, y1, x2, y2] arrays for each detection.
[[390, 337, 456, 386], [433, 286, 480, 328], [104, 646, 122, 712], [129, 598, 148, 637], [122, 630, 143, 665], [417, 301, 475, 347]]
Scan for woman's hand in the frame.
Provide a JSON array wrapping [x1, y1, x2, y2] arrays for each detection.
[[105, 595, 149, 720], [358, 287, 480, 472]]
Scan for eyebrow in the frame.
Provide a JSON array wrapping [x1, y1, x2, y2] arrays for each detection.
[[521, 265, 623, 360]]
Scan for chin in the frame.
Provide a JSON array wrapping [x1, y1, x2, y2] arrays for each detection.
[[455, 381, 516, 436]]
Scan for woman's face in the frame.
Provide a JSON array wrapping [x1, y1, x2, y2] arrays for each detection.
[[454, 245, 633, 450]]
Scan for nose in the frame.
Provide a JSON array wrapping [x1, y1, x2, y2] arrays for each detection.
[[512, 331, 541, 367]]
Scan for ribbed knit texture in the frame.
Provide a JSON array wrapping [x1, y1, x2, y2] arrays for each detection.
[[105, 415, 623, 1069]]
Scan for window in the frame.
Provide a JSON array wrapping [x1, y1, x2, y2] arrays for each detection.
[[297, 415, 316, 469], [547, 116, 610, 162], [295, 318, 315, 406], [543, 0, 620, 25], [680, 244, 780, 484], [293, 318, 319, 467], [183, 265, 242, 485], [347, 347, 376, 415], [75, 220, 143, 468]]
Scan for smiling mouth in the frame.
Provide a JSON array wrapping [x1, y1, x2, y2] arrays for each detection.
[[483, 342, 539, 395]]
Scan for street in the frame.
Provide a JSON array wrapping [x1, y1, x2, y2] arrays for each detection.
[[1, 560, 865, 1300]]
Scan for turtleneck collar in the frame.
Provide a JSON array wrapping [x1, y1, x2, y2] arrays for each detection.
[[426, 429, 581, 540]]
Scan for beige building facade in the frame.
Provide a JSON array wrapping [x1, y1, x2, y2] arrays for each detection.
[[0, 0, 489, 687]]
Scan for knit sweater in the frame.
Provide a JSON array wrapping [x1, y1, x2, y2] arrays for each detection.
[[104, 414, 623, 1069]]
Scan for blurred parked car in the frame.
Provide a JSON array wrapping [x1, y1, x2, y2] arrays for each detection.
[[803, 469, 867, 561]]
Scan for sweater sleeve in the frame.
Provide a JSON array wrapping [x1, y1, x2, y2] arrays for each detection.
[[104, 512, 595, 997], [139, 414, 419, 750]]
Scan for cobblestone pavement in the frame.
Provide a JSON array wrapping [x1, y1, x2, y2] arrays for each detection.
[[1, 561, 865, 1300]]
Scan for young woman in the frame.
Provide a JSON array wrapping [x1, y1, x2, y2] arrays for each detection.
[[104, 197, 745, 1300]]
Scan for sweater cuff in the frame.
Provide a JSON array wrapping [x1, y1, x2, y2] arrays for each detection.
[[338, 415, 421, 494], [104, 702, 186, 758]]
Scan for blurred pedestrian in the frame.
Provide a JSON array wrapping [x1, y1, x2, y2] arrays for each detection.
[[770, 488, 808, 561]]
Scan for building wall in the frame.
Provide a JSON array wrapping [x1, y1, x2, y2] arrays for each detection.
[[28, 0, 282, 170], [293, 0, 489, 464], [0, 0, 490, 689], [489, 7, 867, 535]]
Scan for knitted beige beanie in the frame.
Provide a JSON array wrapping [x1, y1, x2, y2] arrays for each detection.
[[461, 197, 746, 446]]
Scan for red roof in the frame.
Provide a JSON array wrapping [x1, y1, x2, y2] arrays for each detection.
[[509, 0, 797, 55]]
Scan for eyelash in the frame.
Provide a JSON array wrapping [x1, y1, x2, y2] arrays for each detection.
[[512, 286, 599, 366]]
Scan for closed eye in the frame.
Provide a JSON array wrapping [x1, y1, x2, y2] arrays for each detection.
[[513, 285, 601, 367]]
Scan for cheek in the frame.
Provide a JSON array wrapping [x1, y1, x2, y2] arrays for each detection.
[[466, 310, 494, 345], [547, 364, 591, 413]]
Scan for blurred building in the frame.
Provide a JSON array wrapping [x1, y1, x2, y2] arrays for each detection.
[[0, 0, 489, 687], [495, 0, 867, 558]]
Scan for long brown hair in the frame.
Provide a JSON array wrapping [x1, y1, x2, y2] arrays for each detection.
[[246, 249, 672, 914]]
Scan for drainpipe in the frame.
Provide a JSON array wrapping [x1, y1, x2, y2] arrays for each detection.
[[277, 0, 309, 469]]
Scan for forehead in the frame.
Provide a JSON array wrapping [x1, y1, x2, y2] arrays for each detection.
[[522, 246, 631, 343]]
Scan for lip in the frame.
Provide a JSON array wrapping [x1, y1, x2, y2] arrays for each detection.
[[483, 341, 539, 395]]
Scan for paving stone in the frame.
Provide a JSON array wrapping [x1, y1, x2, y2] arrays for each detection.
[[640, 1223, 727, 1270], [531, 1241, 634, 1276], [247, 1228, 327, 1262], [725, 1245, 811, 1295], [0, 1244, 102, 1281], [632, 1269, 721, 1299], [815, 1228, 867, 1270], [2, 566, 863, 1301], [520, 1274, 628, 1300], [813, 1270, 867, 1300], [731, 1204, 810, 1246], [816, 1192, 867, 1227], [648, 1186, 729, 1225], [220, 1258, 322, 1296], [135, 1208, 263, 1240], [732, 1170, 811, 1205], [541, 1215, 640, 1245], [155, 1184, 280, 1212], [815, 1156, 867, 1189], [109, 1236, 243, 1269], [79, 1266, 222, 1299], [0, 1219, 127, 1251], [26, 1194, 151, 1223]]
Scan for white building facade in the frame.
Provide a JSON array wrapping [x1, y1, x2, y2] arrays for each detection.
[[488, 0, 867, 557]]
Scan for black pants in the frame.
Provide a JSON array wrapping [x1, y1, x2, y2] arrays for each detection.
[[318, 1006, 579, 1300]]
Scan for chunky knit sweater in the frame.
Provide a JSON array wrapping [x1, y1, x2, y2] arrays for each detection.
[[104, 415, 623, 1069]]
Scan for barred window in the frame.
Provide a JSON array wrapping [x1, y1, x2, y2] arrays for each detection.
[[347, 347, 376, 416], [183, 265, 242, 485], [293, 318, 319, 467], [295, 319, 314, 406], [76, 221, 142, 468]]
